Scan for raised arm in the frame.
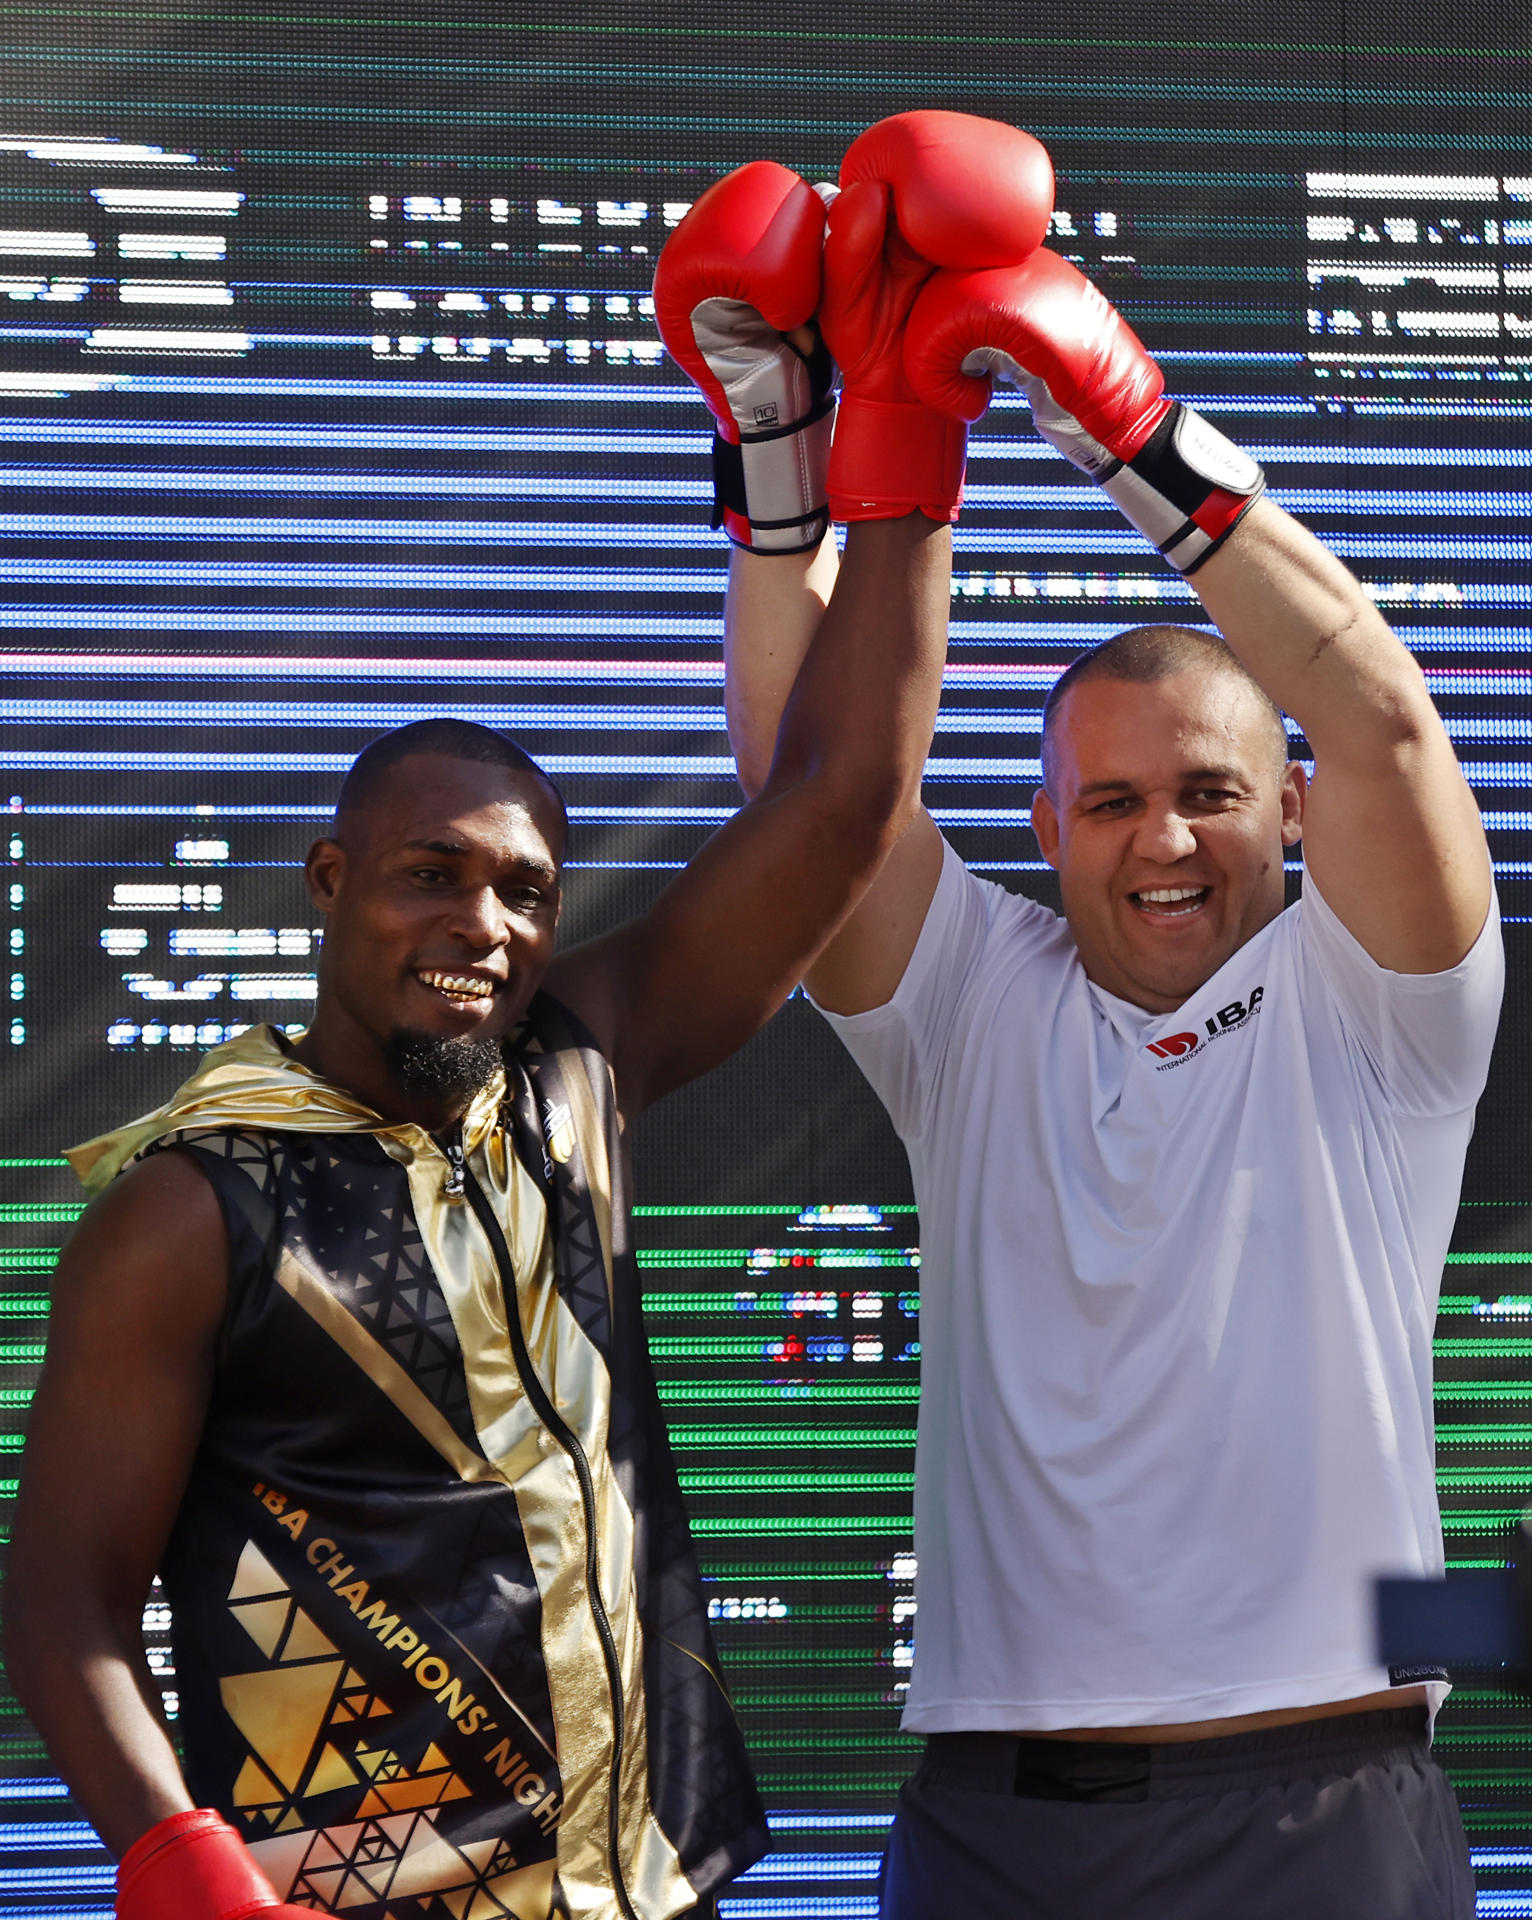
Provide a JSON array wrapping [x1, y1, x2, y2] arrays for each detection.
[[722, 540, 947, 1016], [548, 511, 951, 1111], [1186, 498, 1489, 970], [905, 242, 1492, 973]]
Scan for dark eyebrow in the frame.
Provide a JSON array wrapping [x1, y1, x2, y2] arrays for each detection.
[[1073, 765, 1248, 803], [401, 837, 468, 858], [399, 838, 559, 887]]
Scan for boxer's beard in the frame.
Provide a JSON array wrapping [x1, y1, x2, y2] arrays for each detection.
[[383, 1028, 502, 1109]]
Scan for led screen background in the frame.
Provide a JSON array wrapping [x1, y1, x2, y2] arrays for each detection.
[[0, 1, 1530, 1912]]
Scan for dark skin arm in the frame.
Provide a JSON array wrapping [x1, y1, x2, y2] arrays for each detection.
[[4, 1150, 226, 1857], [546, 512, 952, 1115]]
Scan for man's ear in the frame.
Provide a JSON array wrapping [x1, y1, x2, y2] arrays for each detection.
[[1031, 786, 1061, 870], [305, 838, 345, 911], [1280, 761, 1307, 847]]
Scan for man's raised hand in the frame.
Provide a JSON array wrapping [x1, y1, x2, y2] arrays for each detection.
[[906, 248, 1265, 572], [653, 161, 833, 554]]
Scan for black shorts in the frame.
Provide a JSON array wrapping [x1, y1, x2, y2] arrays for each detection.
[[879, 1707, 1474, 1920]]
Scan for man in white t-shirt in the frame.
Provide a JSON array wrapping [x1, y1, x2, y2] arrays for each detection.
[[709, 179, 1500, 1916]]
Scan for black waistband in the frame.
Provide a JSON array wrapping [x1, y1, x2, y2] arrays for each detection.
[[917, 1707, 1432, 1805]]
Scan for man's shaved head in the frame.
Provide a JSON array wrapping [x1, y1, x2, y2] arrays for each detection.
[[1041, 626, 1290, 795], [333, 718, 566, 841]]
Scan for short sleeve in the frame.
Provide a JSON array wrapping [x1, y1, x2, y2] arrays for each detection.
[[1295, 874, 1504, 1116], [811, 839, 1022, 1141]]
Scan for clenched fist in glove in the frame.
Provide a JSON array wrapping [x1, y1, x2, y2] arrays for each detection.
[[116, 1809, 313, 1920], [905, 248, 1265, 573], [825, 109, 1055, 523], [653, 160, 833, 553]]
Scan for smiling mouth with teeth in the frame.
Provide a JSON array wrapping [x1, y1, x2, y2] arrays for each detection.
[[1130, 886, 1209, 918], [417, 969, 497, 1003]]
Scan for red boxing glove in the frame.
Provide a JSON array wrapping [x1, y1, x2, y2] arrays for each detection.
[[824, 109, 1056, 522], [906, 250, 1265, 573], [117, 1808, 310, 1920], [839, 109, 1055, 269], [821, 180, 966, 523], [653, 161, 832, 553]]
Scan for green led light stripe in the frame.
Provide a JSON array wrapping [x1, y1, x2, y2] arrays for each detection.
[[1441, 1512, 1529, 1533], [0, 1252, 57, 1272], [702, 1562, 894, 1579], [1460, 1810, 1532, 1832], [1436, 1384, 1532, 1400], [634, 1204, 916, 1217], [725, 1730, 914, 1753], [1439, 1425, 1532, 1443], [0, 1437, 22, 1453], [1438, 1468, 1532, 1487], [671, 1428, 916, 1449], [1445, 1558, 1514, 1569], [0, 1203, 79, 1223], [660, 1382, 918, 1403], [643, 1291, 916, 1313], [0, 1297, 49, 1319], [719, 1648, 889, 1665], [0, 1158, 68, 1169], [1436, 1730, 1532, 1748], [679, 1470, 913, 1493], [0, 1344, 46, 1364], [733, 1690, 906, 1710], [649, 1337, 797, 1360], [0, 1481, 17, 1498], [1445, 1252, 1532, 1264], [753, 1773, 910, 1795], [638, 1250, 920, 1270], [1436, 1297, 1482, 1313], [1435, 1340, 1532, 1357], [1437, 1768, 1532, 1788], [692, 1516, 912, 1536]]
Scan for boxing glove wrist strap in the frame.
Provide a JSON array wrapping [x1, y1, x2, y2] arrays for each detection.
[[1077, 401, 1265, 575], [711, 391, 834, 553], [828, 396, 967, 524], [117, 1808, 280, 1920]]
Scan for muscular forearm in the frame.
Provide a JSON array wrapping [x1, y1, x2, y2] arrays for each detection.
[[759, 515, 949, 826], [724, 537, 840, 798], [1189, 497, 1443, 764], [6, 1591, 193, 1857]]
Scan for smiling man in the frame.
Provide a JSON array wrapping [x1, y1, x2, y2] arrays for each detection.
[[722, 245, 1502, 1913], [5, 491, 952, 1918]]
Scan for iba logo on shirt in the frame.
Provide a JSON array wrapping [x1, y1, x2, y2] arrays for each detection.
[[1145, 986, 1265, 1069]]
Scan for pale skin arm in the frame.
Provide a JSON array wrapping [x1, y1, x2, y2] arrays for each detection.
[[720, 536, 946, 1016], [1191, 496, 1491, 972], [722, 495, 1493, 1009], [4, 1152, 225, 1857]]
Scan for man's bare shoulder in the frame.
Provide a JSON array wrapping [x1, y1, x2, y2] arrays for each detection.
[[61, 1147, 228, 1303]]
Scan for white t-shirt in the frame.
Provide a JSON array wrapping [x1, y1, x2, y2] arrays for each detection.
[[819, 842, 1503, 1732]]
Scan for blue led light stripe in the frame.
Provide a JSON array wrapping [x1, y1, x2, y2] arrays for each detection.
[[0, 466, 713, 501], [0, 515, 728, 549], [0, 561, 729, 591], [0, 608, 725, 635], [0, 700, 1051, 732], [0, 1824, 98, 1851], [735, 1855, 881, 1881], [3, 494, 1532, 544], [718, 1902, 877, 1919], [0, 419, 709, 454], [2, 561, 1531, 603]]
